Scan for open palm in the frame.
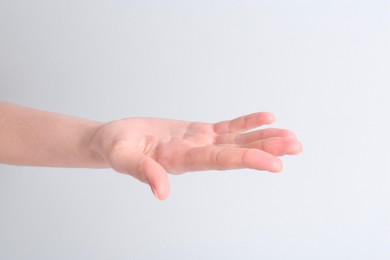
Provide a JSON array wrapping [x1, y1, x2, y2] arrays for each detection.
[[92, 112, 302, 200]]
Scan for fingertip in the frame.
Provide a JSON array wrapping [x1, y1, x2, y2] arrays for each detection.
[[289, 141, 303, 155], [265, 112, 276, 123], [252, 112, 275, 127], [256, 112, 275, 124], [281, 129, 297, 138], [245, 112, 276, 130], [151, 184, 170, 201], [270, 159, 283, 173]]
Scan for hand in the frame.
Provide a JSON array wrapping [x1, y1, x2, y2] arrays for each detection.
[[91, 112, 302, 200]]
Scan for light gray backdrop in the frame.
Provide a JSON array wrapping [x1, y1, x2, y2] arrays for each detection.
[[1, 0, 389, 259]]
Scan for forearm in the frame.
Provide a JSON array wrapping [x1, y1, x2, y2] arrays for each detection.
[[0, 102, 107, 168]]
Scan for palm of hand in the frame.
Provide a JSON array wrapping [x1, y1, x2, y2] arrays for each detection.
[[94, 112, 302, 200]]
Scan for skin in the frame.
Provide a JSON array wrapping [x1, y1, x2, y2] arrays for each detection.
[[0, 102, 302, 200]]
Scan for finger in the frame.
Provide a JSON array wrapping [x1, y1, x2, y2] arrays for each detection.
[[137, 156, 171, 200], [182, 146, 283, 173], [216, 128, 297, 145], [243, 137, 303, 156], [108, 148, 170, 200], [213, 112, 275, 134]]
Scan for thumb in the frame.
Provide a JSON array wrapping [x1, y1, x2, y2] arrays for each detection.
[[108, 148, 170, 200], [137, 156, 170, 200]]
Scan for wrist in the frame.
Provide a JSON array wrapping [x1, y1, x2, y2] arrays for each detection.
[[82, 121, 109, 168]]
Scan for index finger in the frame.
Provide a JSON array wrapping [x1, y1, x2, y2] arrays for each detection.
[[213, 112, 275, 134]]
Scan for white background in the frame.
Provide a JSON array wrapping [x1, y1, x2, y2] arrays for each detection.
[[1, 0, 389, 259]]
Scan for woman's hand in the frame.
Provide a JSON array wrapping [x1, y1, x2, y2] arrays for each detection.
[[91, 112, 302, 200]]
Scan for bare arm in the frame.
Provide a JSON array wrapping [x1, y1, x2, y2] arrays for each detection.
[[0, 102, 105, 168], [0, 102, 302, 200]]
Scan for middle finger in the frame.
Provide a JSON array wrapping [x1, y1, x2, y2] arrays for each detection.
[[216, 128, 297, 145]]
